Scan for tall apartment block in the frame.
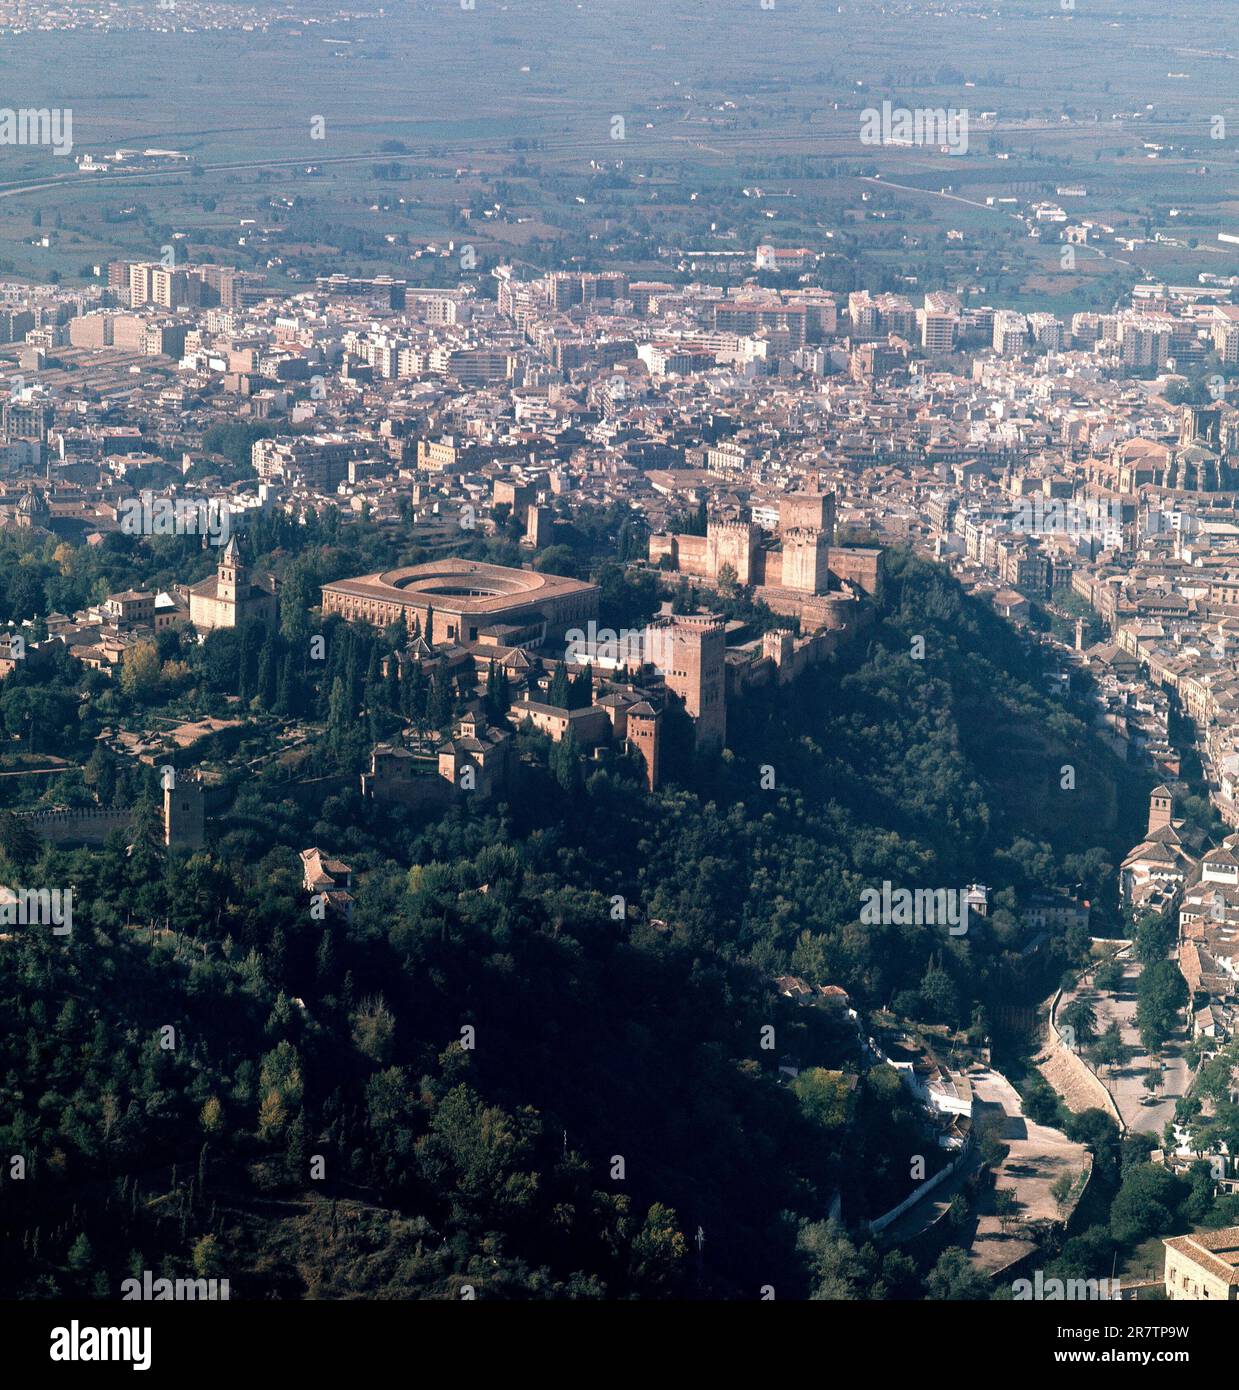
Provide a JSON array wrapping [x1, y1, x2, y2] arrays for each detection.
[[921, 292, 961, 355]]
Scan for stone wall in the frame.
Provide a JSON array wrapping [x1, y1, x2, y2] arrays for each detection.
[[868, 1140, 973, 1235], [13, 805, 134, 846], [1037, 984, 1126, 1130]]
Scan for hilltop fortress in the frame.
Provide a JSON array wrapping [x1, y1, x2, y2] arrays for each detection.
[[649, 492, 882, 629]]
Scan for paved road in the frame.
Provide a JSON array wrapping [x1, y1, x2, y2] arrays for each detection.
[[1060, 959, 1189, 1137]]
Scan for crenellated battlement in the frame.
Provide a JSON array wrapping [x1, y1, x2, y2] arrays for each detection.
[[16, 805, 132, 824], [13, 776, 208, 850], [13, 804, 134, 847]]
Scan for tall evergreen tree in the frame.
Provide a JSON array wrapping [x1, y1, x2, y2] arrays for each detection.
[[275, 653, 295, 716], [326, 676, 350, 756], [550, 727, 581, 793], [256, 641, 277, 709], [428, 673, 451, 732], [549, 664, 571, 709], [570, 666, 593, 710]]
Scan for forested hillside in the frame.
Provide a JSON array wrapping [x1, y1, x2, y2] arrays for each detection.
[[0, 552, 1148, 1298]]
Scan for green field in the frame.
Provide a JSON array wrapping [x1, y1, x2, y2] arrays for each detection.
[[0, 0, 1238, 304]]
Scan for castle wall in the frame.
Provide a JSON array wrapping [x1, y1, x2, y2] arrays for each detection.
[[13, 805, 133, 846], [364, 772, 455, 812], [761, 627, 838, 685], [273, 771, 356, 810], [757, 547, 782, 588], [648, 533, 679, 569], [672, 533, 710, 578], [17, 775, 211, 851]]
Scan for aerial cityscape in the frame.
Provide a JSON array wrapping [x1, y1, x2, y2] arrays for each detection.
[[3, 0, 1239, 1362]]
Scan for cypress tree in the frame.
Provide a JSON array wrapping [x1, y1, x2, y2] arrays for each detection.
[[428, 673, 451, 732], [275, 653, 295, 716], [549, 664, 570, 709]]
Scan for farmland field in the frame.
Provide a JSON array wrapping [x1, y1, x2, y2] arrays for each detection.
[[0, 0, 1237, 304]]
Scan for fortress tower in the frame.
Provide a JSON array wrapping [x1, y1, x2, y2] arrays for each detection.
[[525, 504, 554, 549], [781, 527, 832, 595], [648, 613, 727, 752], [626, 701, 662, 791], [779, 492, 836, 538], [763, 629, 796, 667], [706, 520, 758, 586], [164, 773, 206, 850]]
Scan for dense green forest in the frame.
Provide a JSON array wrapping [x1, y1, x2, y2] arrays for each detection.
[[0, 551, 1173, 1298]]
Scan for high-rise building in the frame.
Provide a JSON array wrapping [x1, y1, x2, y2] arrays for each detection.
[[0, 309, 34, 343], [1211, 305, 1239, 365], [128, 263, 156, 306], [992, 311, 1028, 356], [921, 293, 959, 355], [1118, 315, 1172, 370], [1028, 312, 1066, 352], [3, 398, 53, 442], [151, 266, 188, 309]]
